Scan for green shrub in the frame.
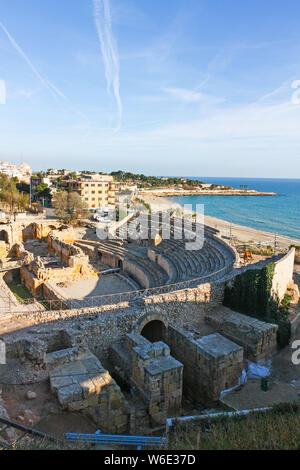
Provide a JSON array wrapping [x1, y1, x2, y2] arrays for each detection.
[[223, 263, 291, 349], [276, 319, 292, 349]]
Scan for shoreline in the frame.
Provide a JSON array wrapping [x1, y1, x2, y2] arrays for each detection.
[[141, 195, 300, 248]]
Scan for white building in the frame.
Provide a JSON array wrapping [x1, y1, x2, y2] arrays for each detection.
[[0, 161, 32, 183]]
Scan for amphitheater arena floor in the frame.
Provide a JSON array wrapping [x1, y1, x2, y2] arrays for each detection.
[[48, 274, 135, 300]]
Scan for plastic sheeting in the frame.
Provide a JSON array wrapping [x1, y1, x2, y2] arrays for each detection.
[[220, 360, 271, 399], [247, 361, 271, 379]]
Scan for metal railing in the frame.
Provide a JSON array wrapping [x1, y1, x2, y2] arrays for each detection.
[[14, 260, 234, 314]]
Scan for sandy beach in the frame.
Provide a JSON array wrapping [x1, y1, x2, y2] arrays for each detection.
[[142, 196, 300, 249]]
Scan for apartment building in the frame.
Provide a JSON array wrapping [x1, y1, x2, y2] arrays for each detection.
[[63, 174, 116, 209]]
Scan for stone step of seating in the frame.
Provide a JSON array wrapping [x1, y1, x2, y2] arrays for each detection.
[[96, 241, 168, 288], [125, 258, 157, 288], [74, 241, 98, 258], [205, 245, 221, 271], [141, 258, 168, 285], [75, 233, 236, 287], [162, 254, 182, 284], [163, 240, 199, 275], [156, 240, 219, 281], [165, 249, 191, 278]]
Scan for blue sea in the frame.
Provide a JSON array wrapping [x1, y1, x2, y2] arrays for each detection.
[[167, 177, 300, 241]]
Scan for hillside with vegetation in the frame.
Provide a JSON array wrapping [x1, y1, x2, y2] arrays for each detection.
[[110, 170, 207, 189]]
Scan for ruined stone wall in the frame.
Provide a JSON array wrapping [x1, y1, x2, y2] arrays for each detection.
[[43, 282, 69, 309], [20, 229, 98, 296], [144, 281, 225, 307], [0, 221, 61, 249], [48, 228, 75, 245], [48, 349, 129, 434], [205, 307, 278, 362], [111, 333, 183, 425], [272, 248, 295, 301], [48, 234, 81, 264], [10, 243, 34, 264], [0, 241, 7, 259], [8, 298, 217, 361], [167, 326, 243, 402]]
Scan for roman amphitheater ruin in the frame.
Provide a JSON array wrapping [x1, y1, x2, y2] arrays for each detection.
[[0, 214, 298, 438]]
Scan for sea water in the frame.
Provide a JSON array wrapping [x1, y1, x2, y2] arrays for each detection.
[[167, 177, 300, 241]]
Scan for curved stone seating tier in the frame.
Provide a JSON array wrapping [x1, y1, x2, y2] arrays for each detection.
[[77, 239, 168, 289], [152, 235, 235, 284], [75, 234, 235, 288]]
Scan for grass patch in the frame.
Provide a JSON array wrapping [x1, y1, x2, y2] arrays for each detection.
[[7, 281, 33, 304], [169, 402, 300, 450]]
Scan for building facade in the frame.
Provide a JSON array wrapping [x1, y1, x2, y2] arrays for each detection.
[[63, 175, 116, 209]]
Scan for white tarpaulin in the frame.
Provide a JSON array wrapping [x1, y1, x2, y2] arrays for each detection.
[[247, 361, 271, 379], [220, 361, 271, 399]]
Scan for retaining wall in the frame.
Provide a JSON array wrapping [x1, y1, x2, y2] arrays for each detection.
[[272, 248, 295, 301]]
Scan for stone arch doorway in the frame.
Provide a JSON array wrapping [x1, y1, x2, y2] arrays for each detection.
[[0, 230, 9, 244], [141, 320, 167, 343]]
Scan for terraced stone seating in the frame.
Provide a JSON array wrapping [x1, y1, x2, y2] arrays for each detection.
[[75, 231, 235, 289], [76, 239, 168, 289], [152, 235, 235, 284]]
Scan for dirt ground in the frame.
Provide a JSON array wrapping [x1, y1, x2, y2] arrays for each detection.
[[49, 274, 134, 300], [221, 379, 299, 410], [0, 358, 98, 441]]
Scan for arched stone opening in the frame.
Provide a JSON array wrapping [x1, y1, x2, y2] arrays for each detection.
[[141, 320, 166, 343], [0, 230, 9, 244], [118, 259, 123, 270]]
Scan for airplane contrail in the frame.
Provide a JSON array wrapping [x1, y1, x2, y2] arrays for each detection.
[[93, 0, 122, 129], [0, 20, 66, 102]]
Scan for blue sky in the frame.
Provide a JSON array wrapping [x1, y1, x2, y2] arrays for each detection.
[[0, 0, 300, 177]]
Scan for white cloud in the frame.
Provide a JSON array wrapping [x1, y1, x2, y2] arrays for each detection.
[[163, 87, 224, 105], [0, 21, 66, 102], [93, 0, 122, 130]]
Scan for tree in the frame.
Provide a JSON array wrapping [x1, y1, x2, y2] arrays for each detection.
[[0, 176, 29, 218], [63, 172, 77, 181], [16, 182, 30, 194], [52, 191, 89, 223], [34, 183, 52, 202]]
